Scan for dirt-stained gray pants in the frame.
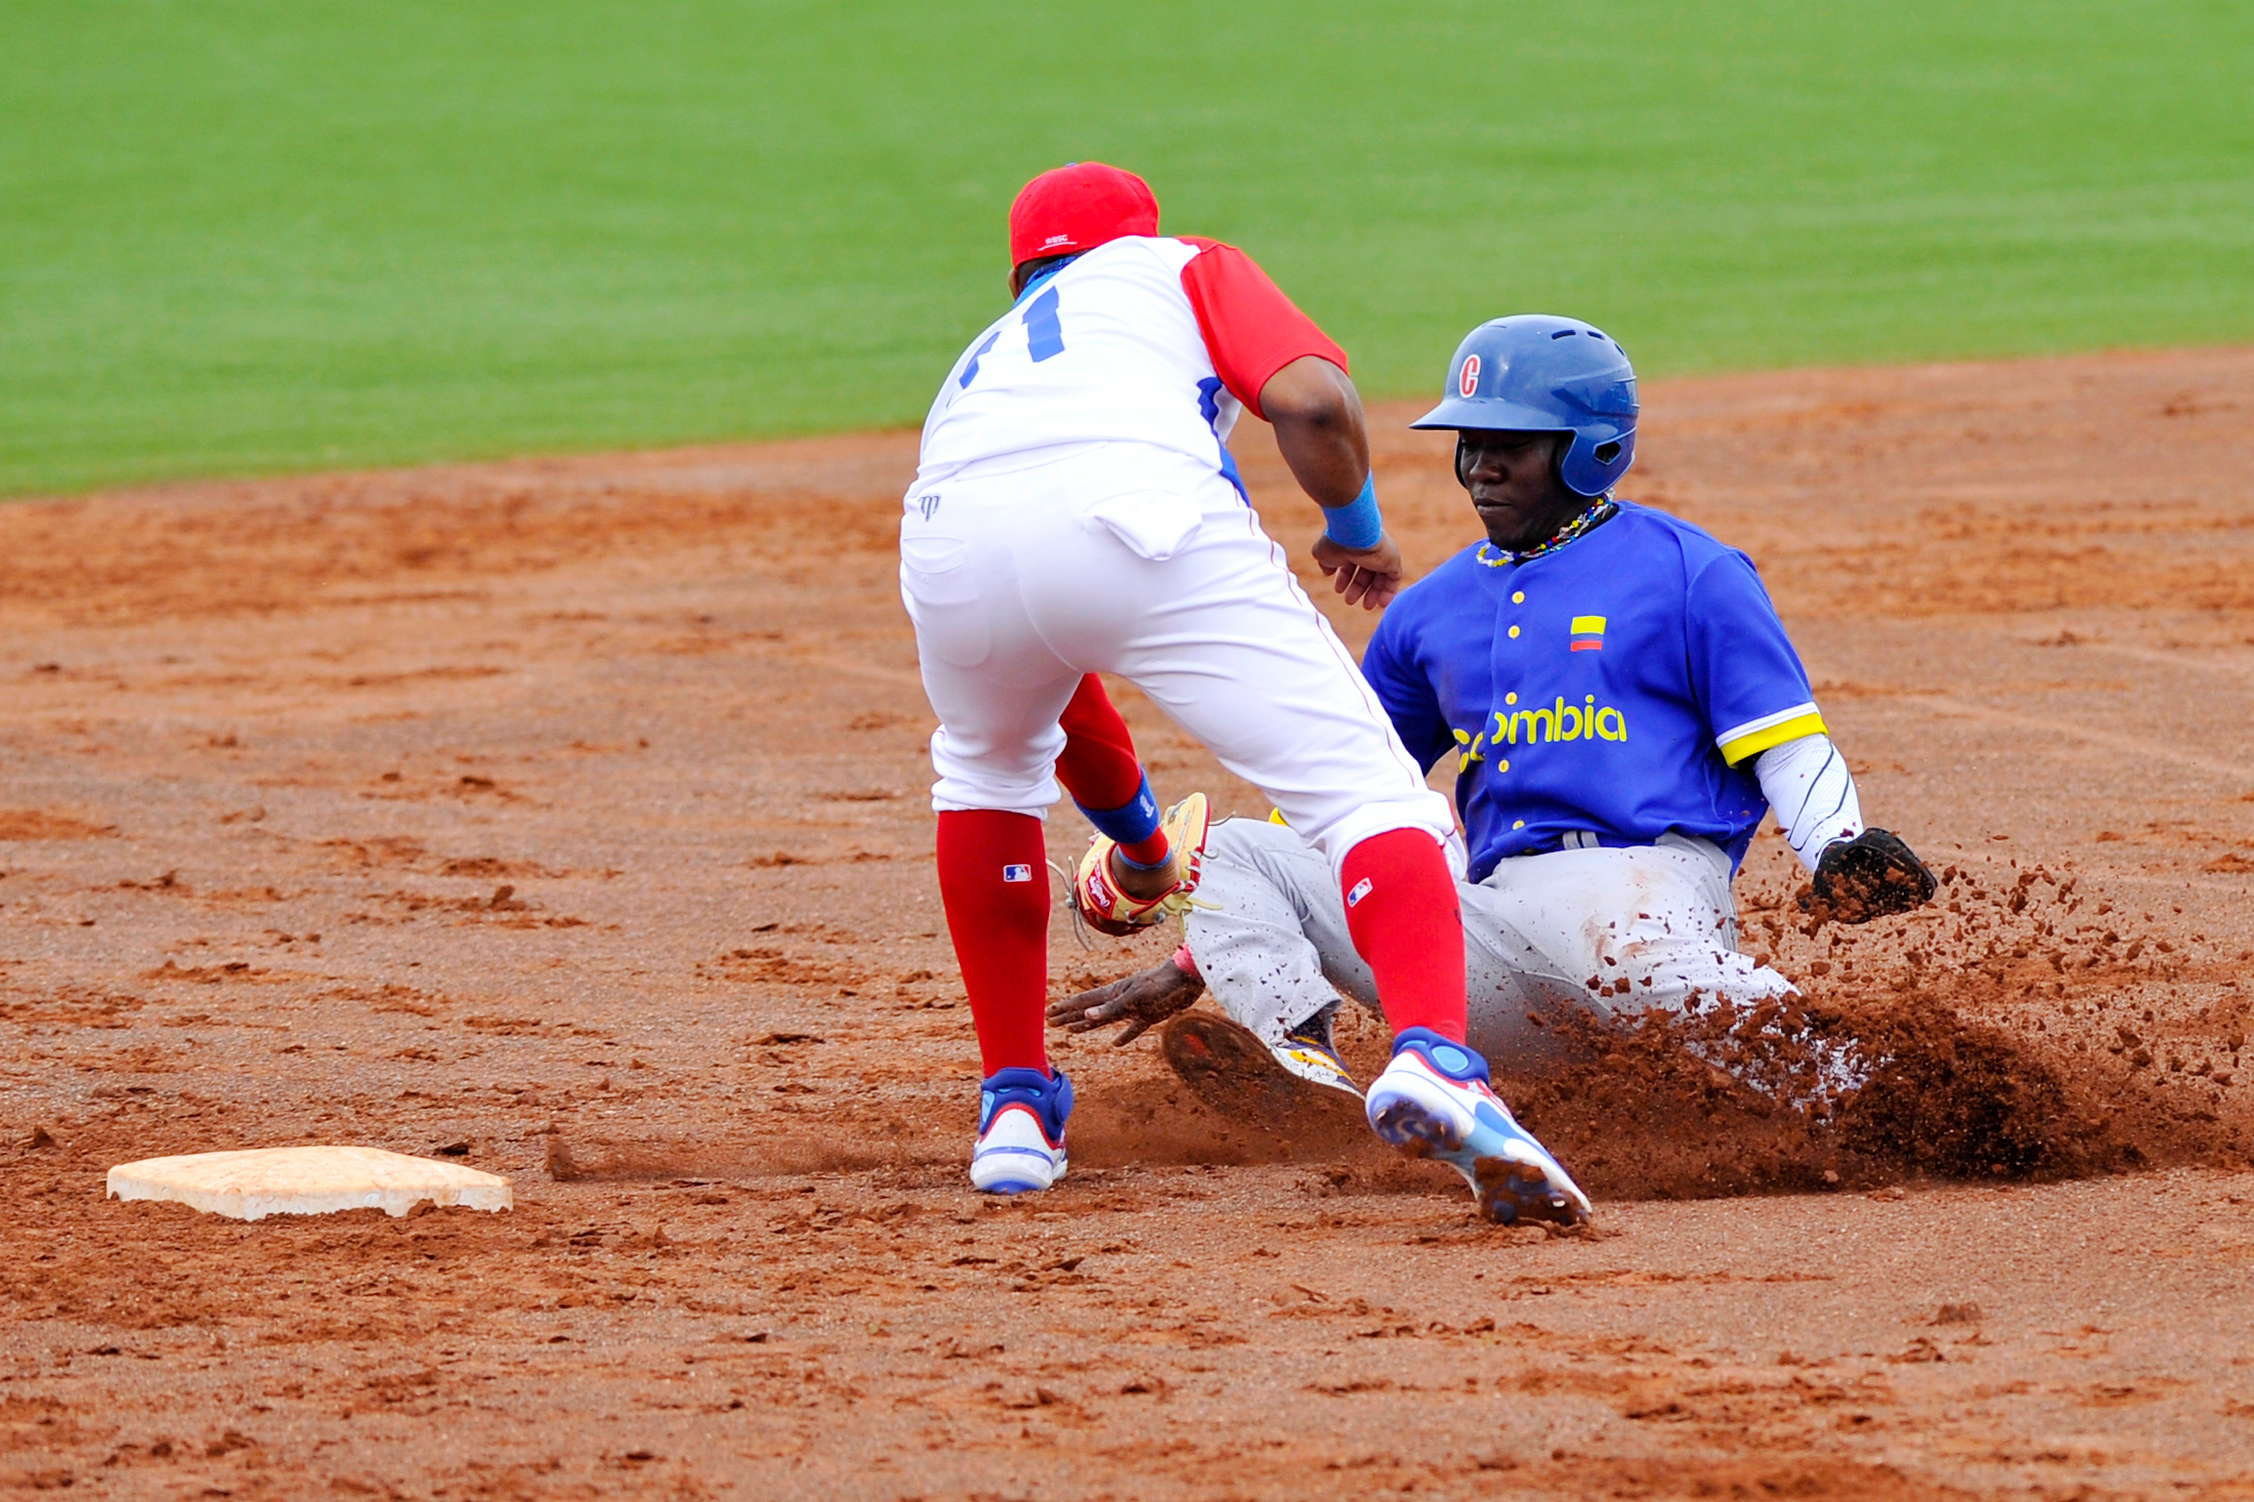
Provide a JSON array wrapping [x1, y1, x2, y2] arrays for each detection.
[[1183, 818, 1797, 1069]]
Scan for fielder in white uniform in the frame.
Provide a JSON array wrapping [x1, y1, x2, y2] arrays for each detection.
[[1053, 315, 1936, 1108], [909, 165, 1592, 1227]]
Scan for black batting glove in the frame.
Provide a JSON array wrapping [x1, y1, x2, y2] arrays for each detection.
[[1807, 828, 1937, 923]]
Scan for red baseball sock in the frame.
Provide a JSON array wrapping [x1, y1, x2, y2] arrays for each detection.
[[935, 810, 1051, 1077], [1056, 674, 1168, 866], [1339, 828, 1468, 1043]]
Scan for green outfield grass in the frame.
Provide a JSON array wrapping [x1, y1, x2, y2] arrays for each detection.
[[2, 1, 2247, 495]]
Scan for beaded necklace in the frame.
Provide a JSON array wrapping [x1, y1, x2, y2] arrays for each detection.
[[1474, 497, 1618, 568]]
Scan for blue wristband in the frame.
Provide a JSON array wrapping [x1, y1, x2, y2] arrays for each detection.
[[1074, 773, 1162, 847], [1321, 475, 1383, 550]]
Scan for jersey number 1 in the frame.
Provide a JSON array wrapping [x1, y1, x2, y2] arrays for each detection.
[[1023, 287, 1063, 362]]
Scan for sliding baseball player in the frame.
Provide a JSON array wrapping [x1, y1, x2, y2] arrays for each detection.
[[1053, 314, 1934, 1130]]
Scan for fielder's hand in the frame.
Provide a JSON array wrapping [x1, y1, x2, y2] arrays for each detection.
[[1046, 960, 1206, 1047], [1807, 828, 1937, 923], [1312, 534, 1405, 610]]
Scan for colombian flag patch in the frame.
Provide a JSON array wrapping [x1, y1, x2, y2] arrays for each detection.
[[1569, 615, 1606, 652]]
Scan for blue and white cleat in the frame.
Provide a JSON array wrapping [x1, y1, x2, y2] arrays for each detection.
[[1365, 1028, 1591, 1228], [970, 1066, 1073, 1195]]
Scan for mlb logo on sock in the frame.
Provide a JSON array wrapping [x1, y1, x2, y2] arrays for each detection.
[[1002, 864, 1034, 883], [1345, 877, 1374, 907]]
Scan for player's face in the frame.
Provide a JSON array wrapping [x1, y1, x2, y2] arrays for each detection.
[[1458, 430, 1575, 550]]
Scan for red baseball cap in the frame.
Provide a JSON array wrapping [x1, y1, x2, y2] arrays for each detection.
[[1008, 162, 1160, 267]]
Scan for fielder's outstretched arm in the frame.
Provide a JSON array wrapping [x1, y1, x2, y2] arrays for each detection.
[[1261, 355, 1403, 609], [1261, 355, 1369, 507], [1174, 241, 1399, 610]]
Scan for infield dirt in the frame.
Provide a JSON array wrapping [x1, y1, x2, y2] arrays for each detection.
[[4, 347, 2254, 1499]]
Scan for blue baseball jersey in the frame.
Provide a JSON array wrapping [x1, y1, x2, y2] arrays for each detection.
[[1361, 502, 1824, 882]]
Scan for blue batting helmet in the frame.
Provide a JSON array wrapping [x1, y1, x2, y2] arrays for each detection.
[[1412, 315, 1639, 497]]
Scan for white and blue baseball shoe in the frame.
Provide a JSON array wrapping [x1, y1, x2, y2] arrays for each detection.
[[970, 1066, 1073, 1194], [1365, 1028, 1591, 1228]]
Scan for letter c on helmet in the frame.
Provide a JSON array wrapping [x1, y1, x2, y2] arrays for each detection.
[[1413, 315, 1639, 498]]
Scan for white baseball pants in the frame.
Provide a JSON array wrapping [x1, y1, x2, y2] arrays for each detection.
[[900, 446, 1453, 863], [1185, 818, 1797, 1067]]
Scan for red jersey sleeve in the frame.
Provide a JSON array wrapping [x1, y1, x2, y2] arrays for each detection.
[[1177, 238, 1348, 419]]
